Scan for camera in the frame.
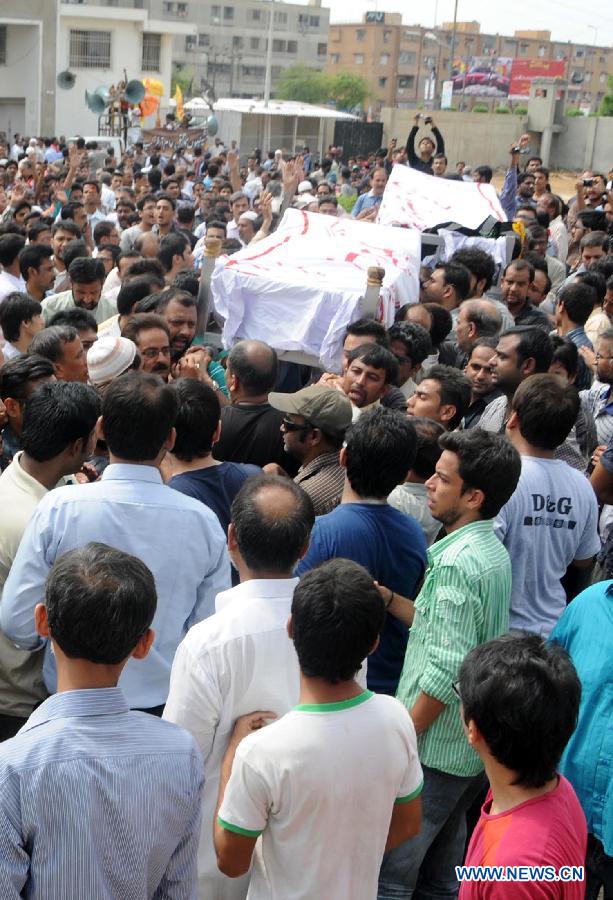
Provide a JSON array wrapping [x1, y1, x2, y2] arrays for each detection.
[[583, 178, 594, 187], [424, 116, 432, 124]]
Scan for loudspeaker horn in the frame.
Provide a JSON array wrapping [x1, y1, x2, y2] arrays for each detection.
[[57, 70, 76, 90], [125, 79, 146, 104], [85, 89, 108, 114], [206, 114, 219, 137]]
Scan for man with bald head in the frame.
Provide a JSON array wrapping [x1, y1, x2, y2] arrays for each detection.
[[213, 340, 296, 472], [164, 474, 315, 899], [454, 299, 502, 366]]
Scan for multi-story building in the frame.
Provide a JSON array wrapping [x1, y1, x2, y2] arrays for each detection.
[[161, 0, 330, 100], [0, 0, 194, 138], [327, 13, 613, 116]]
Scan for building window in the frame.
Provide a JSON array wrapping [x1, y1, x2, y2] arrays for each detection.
[[354, 53, 364, 65], [163, 1, 188, 14], [519, 43, 529, 56], [211, 5, 221, 23], [383, 30, 392, 44], [185, 34, 196, 50], [232, 35, 243, 50], [0, 26, 6, 65], [379, 76, 387, 87], [398, 75, 415, 89], [398, 50, 416, 65], [356, 29, 365, 41], [272, 39, 286, 53], [274, 11, 287, 25], [575, 47, 585, 58], [198, 33, 210, 47], [601, 72, 608, 84], [538, 45, 546, 57], [309, 15, 320, 27], [250, 37, 260, 50], [69, 29, 111, 69], [318, 43, 327, 56], [287, 40, 297, 53], [242, 65, 266, 77], [224, 6, 234, 20], [249, 8, 261, 21], [379, 53, 390, 65], [330, 53, 340, 64], [141, 32, 161, 71]]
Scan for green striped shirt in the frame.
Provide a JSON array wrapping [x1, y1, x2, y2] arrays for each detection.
[[396, 518, 511, 777]]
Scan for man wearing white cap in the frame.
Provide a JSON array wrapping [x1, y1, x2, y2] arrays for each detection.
[[86, 335, 137, 393], [237, 210, 259, 247]]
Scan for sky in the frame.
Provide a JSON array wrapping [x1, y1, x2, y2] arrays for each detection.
[[320, 0, 613, 47]]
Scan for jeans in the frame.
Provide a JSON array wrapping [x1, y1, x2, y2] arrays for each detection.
[[585, 833, 613, 900], [378, 765, 486, 900]]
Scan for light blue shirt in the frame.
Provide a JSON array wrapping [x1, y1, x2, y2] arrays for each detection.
[[550, 581, 613, 855], [0, 464, 231, 708], [0, 687, 203, 899], [351, 190, 383, 218]]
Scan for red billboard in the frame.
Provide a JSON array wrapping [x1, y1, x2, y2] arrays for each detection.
[[509, 59, 566, 97]]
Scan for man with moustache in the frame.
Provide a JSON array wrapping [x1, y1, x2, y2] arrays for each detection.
[[340, 344, 398, 421], [121, 314, 172, 381], [461, 338, 502, 429], [500, 260, 550, 331], [41, 257, 116, 325]]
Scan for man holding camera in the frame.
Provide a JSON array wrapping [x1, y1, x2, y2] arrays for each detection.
[[406, 114, 445, 175], [499, 134, 536, 222]]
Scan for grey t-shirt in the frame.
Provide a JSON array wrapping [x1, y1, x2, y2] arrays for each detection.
[[494, 456, 600, 636]]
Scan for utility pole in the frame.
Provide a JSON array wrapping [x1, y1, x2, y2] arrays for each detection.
[[448, 0, 459, 80], [263, 0, 274, 154]]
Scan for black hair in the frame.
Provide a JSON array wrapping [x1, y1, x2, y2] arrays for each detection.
[[577, 209, 607, 232], [425, 364, 472, 429], [522, 251, 549, 276], [158, 232, 189, 272], [592, 256, 613, 282], [231, 474, 315, 573], [345, 406, 417, 498], [22, 380, 100, 461], [48, 308, 98, 334], [291, 559, 385, 683], [438, 429, 521, 519], [408, 416, 445, 480], [124, 258, 165, 282], [93, 221, 116, 245], [121, 313, 170, 347], [473, 165, 493, 183], [176, 205, 195, 225], [459, 633, 580, 788], [504, 258, 535, 282], [136, 193, 157, 211], [550, 335, 578, 378], [171, 270, 199, 297], [28, 220, 53, 241], [558, 282, 597, 327], [451, 248, 496, 292], [512, 373, 579, 450], [345, 317, 390, 348], [517, 171, 535, 186], [172, 379, 220, 459], [51, 220, 81, 239], [156, 192, 176, 211], [45, 543, 157, 665], [60, 203, 84, 222], [68, 256, 105, 285], [580, 230, 609, 252], [0, 233, 26, 267], [318, 195, 338, 208], [435, 261, 473, 302], [0, 353, 55, 402], [0, 292, 42, 342], [346, 343, 399, 386], [101, 372, 178, 461], [500, 326, 554, 373], [387, 321, 432, 366], [228, 340, 278, 395], [575, 270, 606, 306], [29, 325, 79, 363], [424, 303, 453, 346], [98, 243, 121, 266], [60, 239, 89, 268], [116, 277, 160, 317]]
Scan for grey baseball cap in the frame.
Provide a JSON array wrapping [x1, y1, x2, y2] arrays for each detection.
[[269, 385, 352, 433]]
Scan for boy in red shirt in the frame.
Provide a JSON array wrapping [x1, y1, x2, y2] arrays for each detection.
[[457, 633, 586, 899]]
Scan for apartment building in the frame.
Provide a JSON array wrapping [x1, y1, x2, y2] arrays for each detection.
[[160, 0, 330, 99], [0, 0, 194, 138], [327, 13, 613, 115]]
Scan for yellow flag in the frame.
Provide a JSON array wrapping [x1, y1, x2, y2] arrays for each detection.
[[174, 84, 184, 121]]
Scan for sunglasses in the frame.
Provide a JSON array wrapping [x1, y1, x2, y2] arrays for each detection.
[[281, 418, 311, 432]]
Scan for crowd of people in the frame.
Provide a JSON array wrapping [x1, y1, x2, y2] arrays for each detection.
[[0, 122, 611, 900]]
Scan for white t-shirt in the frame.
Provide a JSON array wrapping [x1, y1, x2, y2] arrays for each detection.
[[494, 456, 600, 636], [163, 578, 302, 900], [218, 691, 423, 900]]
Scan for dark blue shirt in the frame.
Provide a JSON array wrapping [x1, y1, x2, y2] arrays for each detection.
[[169, 462, 261, 535], [295, 503, 427, 695]]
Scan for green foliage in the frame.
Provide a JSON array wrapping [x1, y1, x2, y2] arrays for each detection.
[[513, 105, 528, 115], [171, 68, 192, 98], [329, 71, 369, 111], [276, 65, 331, 104], [495, 106, 510, 114], [565, 107, 584, 117], [276, 66, 368, 110], [600, 75, 613, 116], [472, 103, 489, 113]]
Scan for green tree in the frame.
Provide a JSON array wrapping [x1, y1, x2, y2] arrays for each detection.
[[329, 72, 369, 111], [600, 75, 613, 116], [171, 67, 192, 99], [276, 65, 331, 104]]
